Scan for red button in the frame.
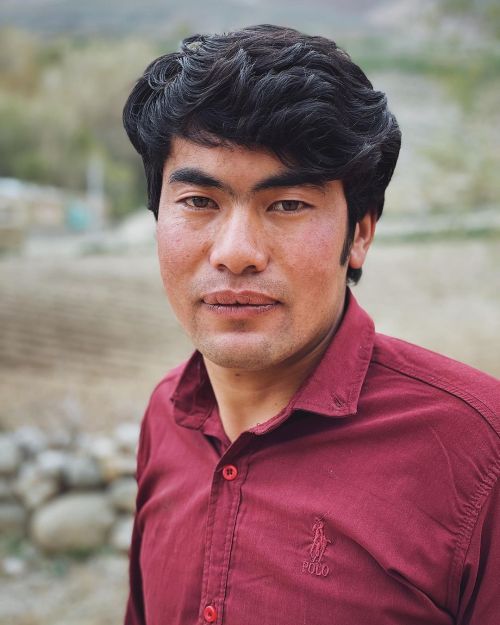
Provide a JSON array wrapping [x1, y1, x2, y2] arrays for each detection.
[[222, 464, 238, 481], [203, 605, 217, 622]]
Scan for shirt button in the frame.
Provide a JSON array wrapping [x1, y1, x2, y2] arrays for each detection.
[[222, 464, 238, 481], [203, 605, 217, 622]]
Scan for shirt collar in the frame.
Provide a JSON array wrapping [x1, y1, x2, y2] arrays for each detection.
[[171, 289, 375, 433]]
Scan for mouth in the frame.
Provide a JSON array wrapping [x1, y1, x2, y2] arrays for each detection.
[[201, 290, 280, 316], [202, 290, 279, 306]]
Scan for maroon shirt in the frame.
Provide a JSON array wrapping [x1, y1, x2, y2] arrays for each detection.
[[125, 291, 500, 625]]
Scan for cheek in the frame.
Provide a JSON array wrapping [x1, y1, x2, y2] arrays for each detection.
[[281, 220, 345, 285], [279, 220, 347, 330], [156, 219, 208, 281]]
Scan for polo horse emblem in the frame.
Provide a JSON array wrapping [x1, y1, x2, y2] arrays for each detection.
[[310, 517, 332, 563]]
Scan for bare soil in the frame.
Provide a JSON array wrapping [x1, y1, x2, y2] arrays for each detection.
[[0, 550, 128, 625]]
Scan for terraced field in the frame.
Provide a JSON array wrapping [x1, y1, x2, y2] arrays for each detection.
[[0, 250, 192, 432]]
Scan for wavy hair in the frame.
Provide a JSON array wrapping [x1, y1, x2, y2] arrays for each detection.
[[123, 24, 401, 283]]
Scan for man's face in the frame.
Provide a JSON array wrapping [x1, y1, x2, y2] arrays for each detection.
[[157, 137, 366, 371]]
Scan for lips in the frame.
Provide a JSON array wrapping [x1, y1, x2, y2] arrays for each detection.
[[202, 290, 278, 306]]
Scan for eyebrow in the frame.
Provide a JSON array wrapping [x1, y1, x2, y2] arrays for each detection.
[[168, 168, 228, 192], [252, 171, 328, 192], [168, 167, 328, 195]]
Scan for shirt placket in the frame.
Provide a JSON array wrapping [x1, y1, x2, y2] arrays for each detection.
[[198, 435, 253, 625]]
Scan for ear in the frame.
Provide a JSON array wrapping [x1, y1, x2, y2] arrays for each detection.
[[348, 212, 377, 270]]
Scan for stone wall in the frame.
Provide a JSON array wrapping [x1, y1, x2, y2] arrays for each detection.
[[0, 424, 139, 554]]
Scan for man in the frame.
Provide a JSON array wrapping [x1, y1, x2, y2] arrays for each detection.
[[122, 24, 500, 625]]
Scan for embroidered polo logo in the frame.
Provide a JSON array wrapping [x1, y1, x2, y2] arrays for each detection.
[[301, 517, 332, 578]]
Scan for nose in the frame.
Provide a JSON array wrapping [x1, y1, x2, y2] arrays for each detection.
[[209, 207, 268, 275]]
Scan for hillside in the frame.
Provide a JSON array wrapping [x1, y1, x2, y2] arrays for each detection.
[[0, 0, 390, 38]]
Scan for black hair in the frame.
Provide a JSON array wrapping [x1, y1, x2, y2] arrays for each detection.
[[123, 24, 401, 284]]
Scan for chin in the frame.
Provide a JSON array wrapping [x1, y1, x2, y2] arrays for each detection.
[[196, 336, 281, 371]]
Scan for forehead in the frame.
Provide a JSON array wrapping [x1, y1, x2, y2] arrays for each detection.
[[164, 136, 286, 176]]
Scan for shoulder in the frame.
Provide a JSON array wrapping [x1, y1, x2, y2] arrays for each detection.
[[148, 360, 188, 407], [135, 359, 191, 478], [368, 334, 500, 556], [142, 358, 191, 428], [371, 332, 500, 436]]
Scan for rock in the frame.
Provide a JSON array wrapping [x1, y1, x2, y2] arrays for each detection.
[[14, 462, 59, 510], [2, 556, 26, 577], [0, 434, 21, 475], [61, 455, 103, 489], [47, 428, 74, 449], [85, 435, 118, 460], [108, 477, 137, 513], [74, 431, 92, 452], [114, 423, 140, 454], [98, 453, 137, 482], [109, 516, 134, 553], [0, 502, 26, 534], [30, 493, 115, 552], [36, 449, 69, 479], [0, 478, 13, 500], [13, 426, 48, 457]]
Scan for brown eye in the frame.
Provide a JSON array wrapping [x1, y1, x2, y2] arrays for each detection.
[[271, 200, 307, 212], [282, 201, 300, 212], [185, 196, 216, 209]]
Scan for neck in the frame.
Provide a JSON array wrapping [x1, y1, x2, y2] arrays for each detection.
[[203, 322, 339, 443]]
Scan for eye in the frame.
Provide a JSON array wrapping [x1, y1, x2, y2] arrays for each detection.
[[183, 196, 218, 209], [269, 200, 309, 212]]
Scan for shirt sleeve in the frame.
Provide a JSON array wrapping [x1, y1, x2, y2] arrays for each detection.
[[124, 518, 146, 625], [457, 473, 500, 624], [123, 406, 152, 625]]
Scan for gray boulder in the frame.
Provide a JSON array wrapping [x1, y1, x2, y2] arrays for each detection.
[[109, 515, 134, 553], [0, 434, 21, 475], [61, 454, 103, 488], [30, 493, 115, 552], [0, 478, 13, 500], [13, 426, 48, 457], [2, 556, 27, 577], [108, 477, 137, 513], [98, 453, 137, 482], [14, 462, 59, 510], [37, 449, 69, 479], [85, 435, 117, 460], [114, 423, 140, 454], [0, 501, 26, 534]]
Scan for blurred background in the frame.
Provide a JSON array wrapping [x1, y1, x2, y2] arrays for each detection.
[[0, 1, 499, 623]]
